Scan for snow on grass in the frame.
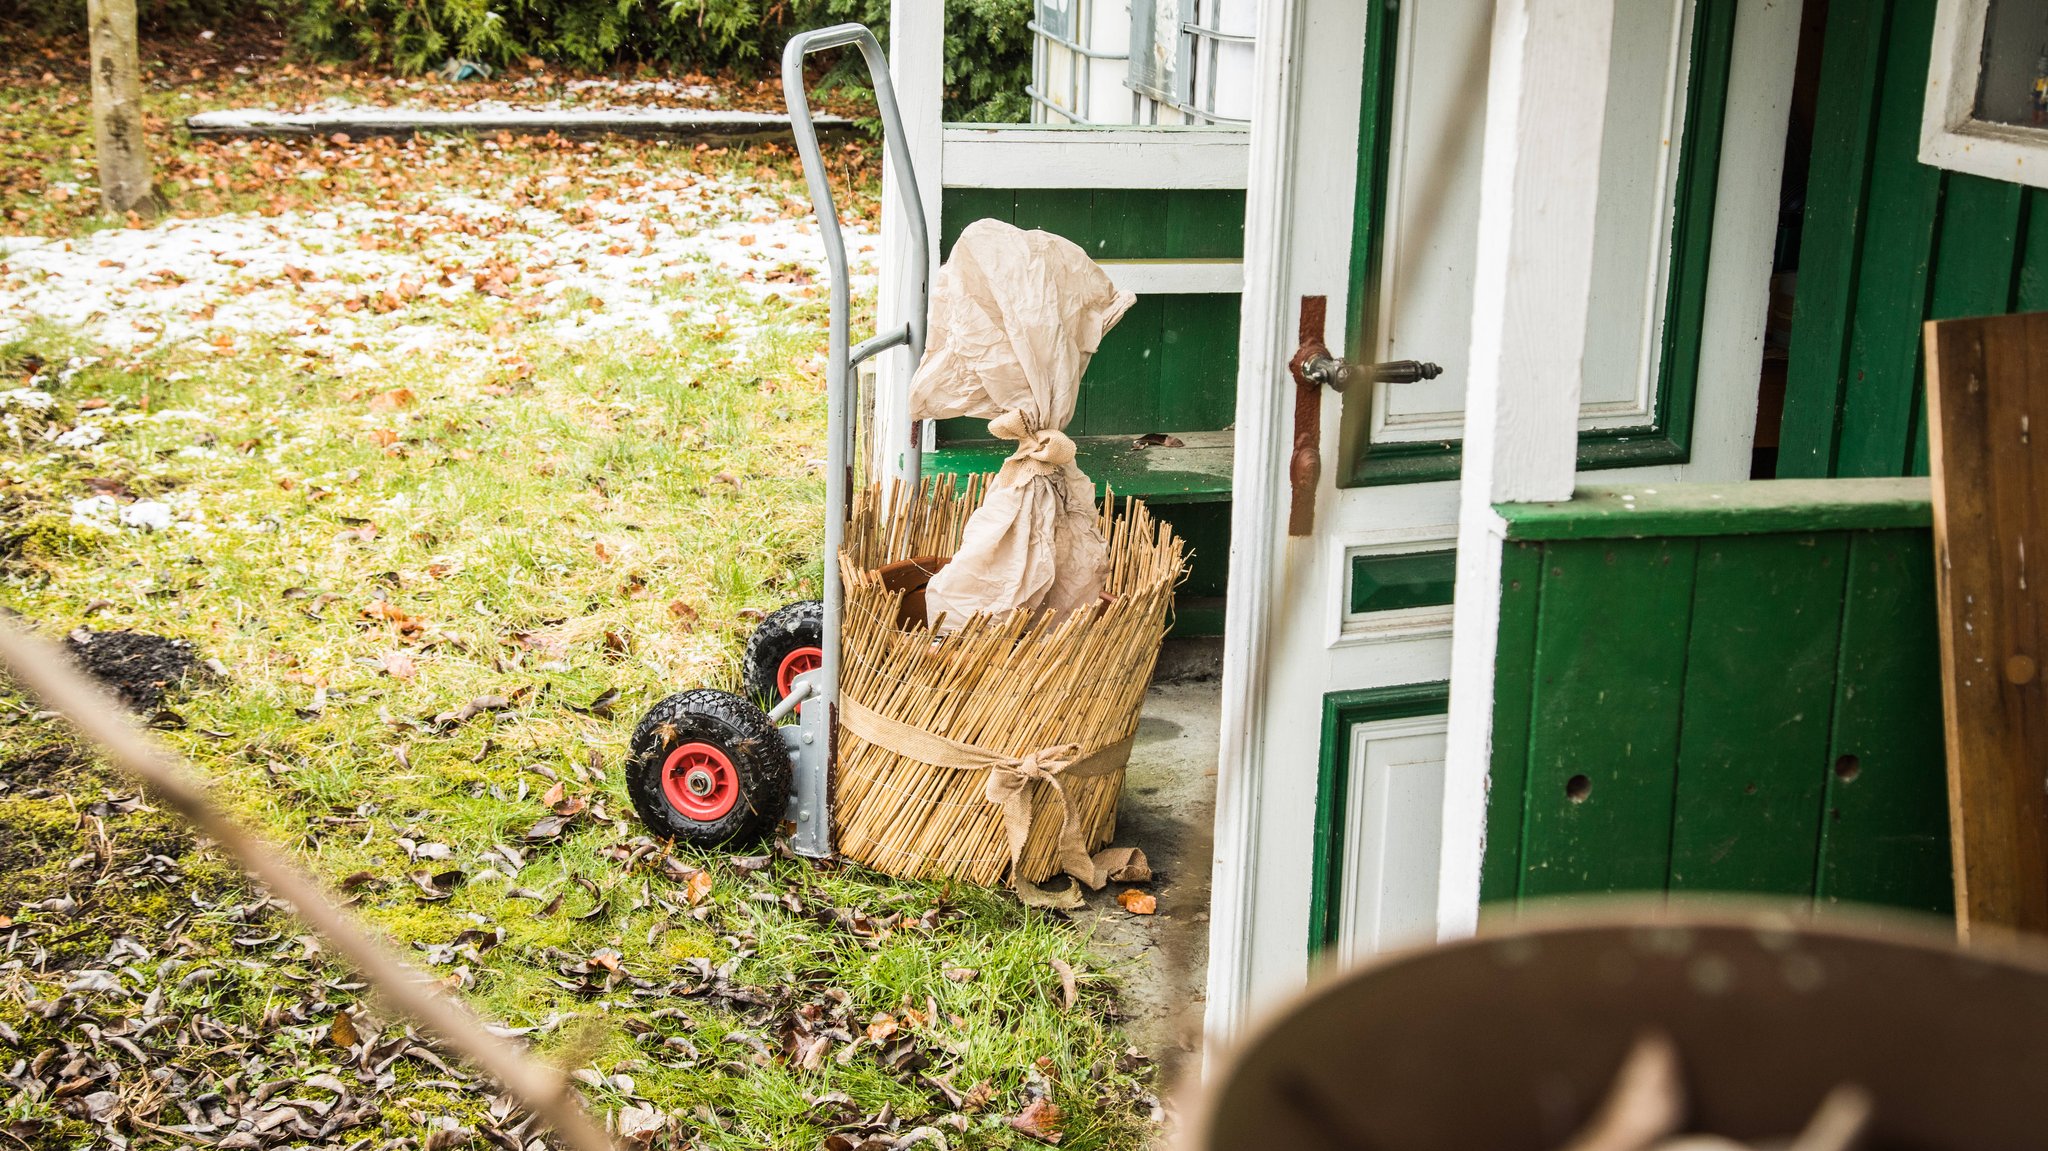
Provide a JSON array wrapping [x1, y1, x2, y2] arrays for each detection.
[[0, 167, 875, 358]]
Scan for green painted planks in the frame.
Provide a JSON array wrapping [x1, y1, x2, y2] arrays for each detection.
[[1518, 538, 1699, 898], [939, 187, 1246, 261], [1906, 175, 2027, 476], [939, 188, 1017, 257], [1156, 298, 1242, 431], [1828, 0, 1943, 479], [1769, 0, 1890, 477], [1490, 526, 1951, 911], [2015, 189, 2048, 311], [1011, 189, 1096, 249], [1780, 0, 2048, 480], [1077, 294, 1164, 434], [1816, 530, 1954, 914], [935, 188, 1243, 441], [1498, 478, 1932, 541], [1667, 533, 1851, 896], [938, 295, 1241, 441], [1481, 541, 1544, 905]]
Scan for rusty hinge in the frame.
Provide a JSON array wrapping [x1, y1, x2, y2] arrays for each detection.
[[1287, 297, 1330, 536], [1286, 296, 1443, 536]]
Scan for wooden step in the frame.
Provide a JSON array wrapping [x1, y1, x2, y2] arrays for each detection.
[[925, 430, 1233, 504]]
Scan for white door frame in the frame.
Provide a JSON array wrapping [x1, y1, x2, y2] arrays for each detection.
[[1436, 0, 1618, 938], [1204, 0, 1801, 1052], [1204, 0, 1375, 1053]]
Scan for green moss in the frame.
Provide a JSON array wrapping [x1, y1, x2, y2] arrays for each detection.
[[0, 511, 107, 566]]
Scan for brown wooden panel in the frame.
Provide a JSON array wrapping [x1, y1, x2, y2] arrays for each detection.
[[1924, 311, 2048, 937]]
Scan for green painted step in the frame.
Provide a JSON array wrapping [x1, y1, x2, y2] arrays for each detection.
[[925, 430, 1234, 505]]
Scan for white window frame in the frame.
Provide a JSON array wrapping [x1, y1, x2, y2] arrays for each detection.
[[1922, 0, 2048, 189]]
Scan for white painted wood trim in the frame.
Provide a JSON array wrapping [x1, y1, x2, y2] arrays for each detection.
[[1920, 0, 2048, 189], [1203, 0, 1308, 1062], [941, 125, 1250, 189], [1438, 0, 1617, 940], [1684, 0, 1803, 482], [1335, 714, 1450, 964], [876, 2, 945, 488], [1098, 259, 1244, 295]]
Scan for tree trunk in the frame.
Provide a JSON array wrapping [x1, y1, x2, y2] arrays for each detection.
[[87, 0, 156, 218]]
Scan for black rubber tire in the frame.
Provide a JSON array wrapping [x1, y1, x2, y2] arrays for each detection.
[[625, 689, 790, 847], [741, 599, 824, 705]]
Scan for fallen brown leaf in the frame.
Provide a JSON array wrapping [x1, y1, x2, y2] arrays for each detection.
[[1008, 1097, 1064, 1144], [1049, 958, 1079, 1009], [1117, 889, 1157, 915], [329, 1011, 359, 1048]]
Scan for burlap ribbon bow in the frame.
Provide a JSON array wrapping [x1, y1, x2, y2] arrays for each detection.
[[988, 409, 1076, 479], [838, 695, 1135, 902]]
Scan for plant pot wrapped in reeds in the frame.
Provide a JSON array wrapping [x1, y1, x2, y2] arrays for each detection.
[[831, 219, 1183, 897], [834, 477, 1186, 892]]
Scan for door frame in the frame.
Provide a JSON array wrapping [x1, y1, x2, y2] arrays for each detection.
[[1204, 0, 1378, 1053], [1205, 0, 1803, 1052]]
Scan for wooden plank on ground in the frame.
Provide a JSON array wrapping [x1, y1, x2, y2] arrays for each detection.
[[1925, 310, 2048, 938], [184, 107, 854, 142]]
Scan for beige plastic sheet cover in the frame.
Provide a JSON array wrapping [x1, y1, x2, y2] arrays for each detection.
[[910, 219, 1136, 625]]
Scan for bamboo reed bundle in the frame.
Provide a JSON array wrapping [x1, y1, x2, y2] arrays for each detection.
[[835, 479, 1186, 885]]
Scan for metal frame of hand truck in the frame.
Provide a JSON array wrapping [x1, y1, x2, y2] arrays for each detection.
[[773, 22, 929, 859]]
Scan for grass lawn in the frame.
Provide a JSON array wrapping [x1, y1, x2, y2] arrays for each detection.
[[0, 34, 1161, 1151]]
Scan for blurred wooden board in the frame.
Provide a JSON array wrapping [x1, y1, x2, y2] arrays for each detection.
[[1924, 311, 2048, 938], [184, 107, 853, 142]]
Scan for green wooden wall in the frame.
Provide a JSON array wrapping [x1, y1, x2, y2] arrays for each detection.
[[935, 187, 1246, 442], [929, 186, 1246, 636], [1782, 0, 2048, 478], [1482, 484, 1952, 915]]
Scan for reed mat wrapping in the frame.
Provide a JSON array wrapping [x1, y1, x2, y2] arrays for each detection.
[[834, 478, 1185, 885]]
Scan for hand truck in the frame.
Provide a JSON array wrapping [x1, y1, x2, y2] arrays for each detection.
[[623, 24, 929, 859]]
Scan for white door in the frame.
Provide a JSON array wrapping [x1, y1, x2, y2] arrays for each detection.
[[1205, 0, 1802, 1045]]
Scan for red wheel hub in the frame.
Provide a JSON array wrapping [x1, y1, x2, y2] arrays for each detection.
[[776, 646, 823, 698], [660, 742, 740, 822]]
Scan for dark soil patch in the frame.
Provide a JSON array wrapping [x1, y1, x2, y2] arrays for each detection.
[[0, 739, 88, 788], [63, 627, 199, 710]]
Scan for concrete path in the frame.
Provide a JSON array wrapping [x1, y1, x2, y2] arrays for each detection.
[[1071, 677, 1220, 1088]]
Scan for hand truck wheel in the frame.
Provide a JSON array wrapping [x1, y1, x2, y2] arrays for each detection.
[[742, 599, 823, 706], [625, 689, 790, 846]]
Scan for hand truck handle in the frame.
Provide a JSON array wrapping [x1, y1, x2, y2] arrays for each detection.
[[782, 24, 931, 381]]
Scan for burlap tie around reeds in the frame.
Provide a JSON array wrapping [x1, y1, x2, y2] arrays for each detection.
[[833, 478, 1185, 893]]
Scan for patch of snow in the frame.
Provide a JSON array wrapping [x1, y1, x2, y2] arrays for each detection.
[[69, 495, 120, 533], [121, 500, 175, 531], [54, 424, 104, 448], [0, 167, 876, 358], [1, 387, 54, 411]]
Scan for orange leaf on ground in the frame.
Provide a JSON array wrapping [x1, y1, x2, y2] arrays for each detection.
[[1117, 889, 1157, 916], [1007, 1097, 1063, 1144], [682, 869, 713, 907]]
